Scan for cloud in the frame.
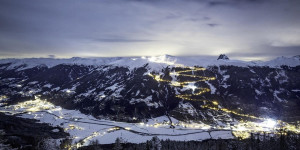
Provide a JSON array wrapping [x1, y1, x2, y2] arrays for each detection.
[[48, 55, 56, 58], [93, 38, 154, 43], [0, 0, 299, 60], [207, 23, 219, 27], [207, 0, 266, 6], [208, 1, 231, 7]]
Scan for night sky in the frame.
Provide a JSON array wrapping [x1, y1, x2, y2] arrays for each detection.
[[0, 0, 299, 60]]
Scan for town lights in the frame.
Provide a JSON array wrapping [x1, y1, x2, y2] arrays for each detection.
[[125, 127, 131, 130], [0, 95, 7, 101]]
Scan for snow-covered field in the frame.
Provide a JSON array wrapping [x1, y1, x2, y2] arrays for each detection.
[[1, 97, 299, 149], [0, 97, 233, 148]]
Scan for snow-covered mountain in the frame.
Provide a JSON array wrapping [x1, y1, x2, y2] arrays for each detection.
[[0, 54, 300, 124], [1, 54, 299, 71]]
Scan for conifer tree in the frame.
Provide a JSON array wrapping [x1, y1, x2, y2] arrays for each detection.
[[150, 136, 162, 150], [113, 137, 123, 150]]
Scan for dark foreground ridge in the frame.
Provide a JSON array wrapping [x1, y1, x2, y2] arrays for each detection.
[[0, 112, 69, 150]]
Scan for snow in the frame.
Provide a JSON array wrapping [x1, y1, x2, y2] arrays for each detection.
[[106, 83, 119, 91], [78, 88, 96, 97], [28, 81, 38, 85], [205, 81, 216, 94], [62, 89, 75, 94], [264, 77, 271, 87], [95, 92, 106, 101], [263, 56, 300, 67], [276, 70, 288, 84], [135, 90, 140, 96], [255, 89, 264, 95], [223, 75, 230, 81], [179, 102, 198, 116], [43, 84, 53, 88], [210, 131, 233, 139], [52, 129, 60, 132], [273, 90, 285, 102], [249, 69, 256, 74], [108, 84, 124, 97], [130, 96, 160, 108], [51, 87, 60, 91], [221, 84, 230, 88]]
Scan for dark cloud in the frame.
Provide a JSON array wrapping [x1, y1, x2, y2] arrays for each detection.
[[93, 38, 154, 43], [208, 1, 231, 7], [207, 0, 265, 7], [207, 23, 219, 27], [203, 17, 211, 21]]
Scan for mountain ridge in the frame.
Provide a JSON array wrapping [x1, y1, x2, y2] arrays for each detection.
[[1, 55, 300, 71]]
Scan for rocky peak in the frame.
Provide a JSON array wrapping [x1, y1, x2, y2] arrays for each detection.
[[217, 54, 229, 60]]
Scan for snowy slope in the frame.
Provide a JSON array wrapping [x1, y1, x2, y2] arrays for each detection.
[[263, 55, 300, 67]]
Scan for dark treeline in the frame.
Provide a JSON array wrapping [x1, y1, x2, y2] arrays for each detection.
[[80, 132, 300, 150], [1, 110, 299, 150]]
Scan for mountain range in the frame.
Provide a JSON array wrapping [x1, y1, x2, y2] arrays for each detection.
[[1, 54, 300, 125]]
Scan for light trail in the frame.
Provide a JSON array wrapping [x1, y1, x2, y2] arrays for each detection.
[[201, 104, 264, 120]]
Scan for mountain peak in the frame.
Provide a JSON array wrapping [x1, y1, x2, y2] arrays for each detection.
[[158, 54, 175, 59], [217, 54, 229, 60]]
